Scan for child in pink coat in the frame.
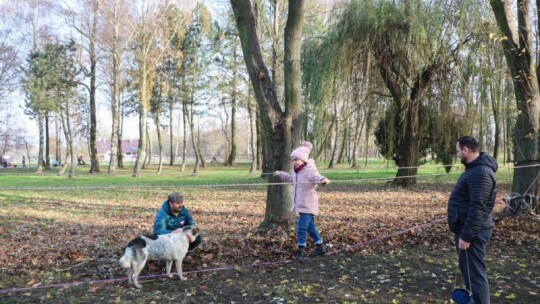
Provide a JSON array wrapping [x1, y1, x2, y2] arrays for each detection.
[[274, 141, 331, 260]]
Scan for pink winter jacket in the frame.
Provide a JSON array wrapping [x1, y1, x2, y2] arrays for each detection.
[[275, 159, 327, 216]]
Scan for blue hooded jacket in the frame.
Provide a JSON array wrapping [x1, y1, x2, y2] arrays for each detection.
[[448, 152, 498, 242], [153, 200, 196, 235]]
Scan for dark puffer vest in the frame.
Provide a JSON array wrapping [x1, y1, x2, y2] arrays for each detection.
[[447, 152, 497, 242]]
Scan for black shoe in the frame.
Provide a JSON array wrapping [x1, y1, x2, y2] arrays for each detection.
[[188, 235, 203, 251], [293, 248, 305, 260], [311, 244, 326, 257]]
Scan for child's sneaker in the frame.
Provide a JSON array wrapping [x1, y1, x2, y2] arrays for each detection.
[[293, 247, 305, 260], [311, 244, 326, 257]]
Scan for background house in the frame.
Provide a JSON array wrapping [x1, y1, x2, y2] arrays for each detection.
[[96, 139, 139, 161]]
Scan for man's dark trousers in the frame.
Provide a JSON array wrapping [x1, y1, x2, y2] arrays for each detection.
[[455, 228, 493, 304]]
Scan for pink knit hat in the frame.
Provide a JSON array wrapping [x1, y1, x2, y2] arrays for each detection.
[[290, 141, 313, 163]]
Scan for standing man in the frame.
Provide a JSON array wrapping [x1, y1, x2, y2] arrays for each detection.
[[448, 136, 497, 304]]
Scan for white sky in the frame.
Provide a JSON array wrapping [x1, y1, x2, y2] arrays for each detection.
[[1, 0, 232, 146]]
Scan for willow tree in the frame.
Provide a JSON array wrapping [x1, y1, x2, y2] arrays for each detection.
[[328, 0, 472, 186], [230, 0, 305, 227], [490, 0, 540, 196]]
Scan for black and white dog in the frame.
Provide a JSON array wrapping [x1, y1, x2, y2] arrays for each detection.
[[119, 226, 199, 288]]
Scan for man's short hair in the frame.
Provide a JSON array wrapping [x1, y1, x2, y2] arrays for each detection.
[[457, 136, 480, 152], [168, 192, 183, 203]]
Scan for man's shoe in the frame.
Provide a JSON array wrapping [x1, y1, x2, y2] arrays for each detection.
[[311, 244, 326, 257], [188, 235, 203, 251]]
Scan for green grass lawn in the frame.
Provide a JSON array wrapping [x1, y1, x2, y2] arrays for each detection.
[[0, 158, 514, 189]]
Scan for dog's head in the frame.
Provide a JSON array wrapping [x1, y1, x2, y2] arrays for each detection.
[[182, 225, 199, 239]]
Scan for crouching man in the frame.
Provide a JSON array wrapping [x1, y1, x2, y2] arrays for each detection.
[[153, 192, 203, 251]]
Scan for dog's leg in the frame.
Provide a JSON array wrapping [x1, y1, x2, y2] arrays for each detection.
[[175, 259, 187, 280], [165, 261, 174, 278], [127, 268, 133, 285], [131, 263, 144, 289]]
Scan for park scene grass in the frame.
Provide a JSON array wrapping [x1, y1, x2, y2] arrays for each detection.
[[0, 162, 538, 303]]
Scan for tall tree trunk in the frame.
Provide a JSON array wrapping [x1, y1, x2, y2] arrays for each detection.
[[231, 0, 305, 228], [89, 0, 100, 173], [376, 52, 440, 186], [351, 108, 366, 168], [188, 100, 200, 176], [284, 0, 303, 147], [58, 112, 70, 177], [118, 97, 124, 169], [256, 107, 263, 170], [108, 13, 121, 175], [156, 111, 163, 174], [59, 104, 75, 178], [393, 100, 421, 187], [227, 43, 238, 166], [337, 118, 348, 164], [196, 123, 204, 168], [491, 0, 540, 196], [271, 0, 279, 94], [490, 68, 502, 160], [66, 103, 75, 178], [37, 114, 44, 173], [55, 113, 61, 163], [364, 103, 373, 167], [24, 140, 31, 168], [181, 97, 187, 172], [248, 90, 257, 174], [144, 121, 152, 168], [133, 73, 149, 177], [45, 113, 50, 170], [328, 112, 338, 169], [169, 93, 175, 166]]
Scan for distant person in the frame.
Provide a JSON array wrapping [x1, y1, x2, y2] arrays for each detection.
[[22, 156, 26, 168], [153, 192, 203, 251], [448, 136, 497, 304], [274, 141, 331, 260]]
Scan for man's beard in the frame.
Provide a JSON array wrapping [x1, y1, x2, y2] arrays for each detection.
[[460, 156, 467, 165]]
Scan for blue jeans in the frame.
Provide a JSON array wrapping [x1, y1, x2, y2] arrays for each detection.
[[455, 228, 493, 304], [297, 213, 323, 247]]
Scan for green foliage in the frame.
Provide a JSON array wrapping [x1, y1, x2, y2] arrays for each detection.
[[373, 104, 433, 166], [22, 41, 80, 118]]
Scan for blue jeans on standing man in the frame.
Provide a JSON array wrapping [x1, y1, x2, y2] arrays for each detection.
[[297, 213, 323, 247], [455, 227, 493, 304]]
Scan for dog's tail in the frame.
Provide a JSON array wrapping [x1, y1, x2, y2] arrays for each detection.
[[119, 247, 133, 269]]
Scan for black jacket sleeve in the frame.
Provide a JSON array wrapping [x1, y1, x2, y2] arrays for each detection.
[[459, 169, 495, 242]]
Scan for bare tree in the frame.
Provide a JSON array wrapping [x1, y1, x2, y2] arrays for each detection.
[[98, 0, 133, 175], [64, 0, 101, 173], [230, 0, 306, 228], [490, 0, 540, 196]]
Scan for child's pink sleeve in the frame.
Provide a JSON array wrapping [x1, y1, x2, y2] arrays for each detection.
[[276, 171, 293, 182]]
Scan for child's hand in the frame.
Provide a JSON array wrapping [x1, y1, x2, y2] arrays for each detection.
[[321, 178, 331, 186], [273, 171, 283, 176]]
